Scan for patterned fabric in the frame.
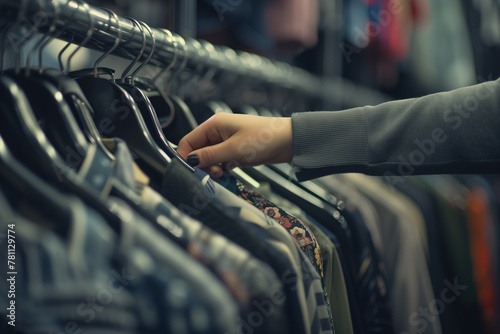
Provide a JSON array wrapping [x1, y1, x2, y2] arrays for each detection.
[[231, 179, 335, 333], [258, 183, 355, 334], [235, 180, 325, 279]]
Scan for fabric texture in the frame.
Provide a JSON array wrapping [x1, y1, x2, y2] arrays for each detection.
[[292, 78, 500, 181], [254, 183, 354, 334], [0, 195, 140, 334], [235, 180, 325, 279], [233, 179, 335, 332]]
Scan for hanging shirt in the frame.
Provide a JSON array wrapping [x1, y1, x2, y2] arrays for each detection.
[[99, 138, 292, 334]]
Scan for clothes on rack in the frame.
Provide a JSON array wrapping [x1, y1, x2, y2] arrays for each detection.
[[340, 0, 499, 98], [0, 1, 499, 334], [197, 0, 319, 55], [408, 0, 476, 91]]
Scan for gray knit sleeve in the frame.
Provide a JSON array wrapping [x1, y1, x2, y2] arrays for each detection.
[[291, 77, 500, 181], [292, 109, 368, 168]]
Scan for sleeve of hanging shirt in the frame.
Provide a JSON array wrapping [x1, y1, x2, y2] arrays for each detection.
[[292, 77, 500, 182]]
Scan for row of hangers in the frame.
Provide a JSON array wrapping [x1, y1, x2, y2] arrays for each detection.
[[0, 0, 391, 110], [0, 0, 347, 246]]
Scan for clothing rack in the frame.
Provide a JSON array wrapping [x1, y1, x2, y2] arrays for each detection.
[[0, 0, 390, 107]]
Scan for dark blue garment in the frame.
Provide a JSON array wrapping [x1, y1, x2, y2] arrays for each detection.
[[345, 206, 394, 334], [0, 192, 139, 334]]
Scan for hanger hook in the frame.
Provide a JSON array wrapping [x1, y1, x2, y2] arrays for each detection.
[[166, 33, 189, 92], [0, 0, 27, 72], [152, 30, 178, 127], [57, 0, 81, 72], [120, 17, 146, 82], [93, 7, 121, 77], [36, 1, 65, 73], [64, 1, 95, 73], [185, 38, 216, 88], [128, 21, 155, 83], [22, 1, 62, 75], [11, 0, 34, 74], [152, 28, 178, 84], [38, 0, 80, 73]]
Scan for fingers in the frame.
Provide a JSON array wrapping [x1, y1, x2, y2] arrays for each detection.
[[186, 140, 237, 168], [178, 114, 241, 170], [176, 113, 293, 173], [177, 119, 216, 159], [177, 114, 229, 159]]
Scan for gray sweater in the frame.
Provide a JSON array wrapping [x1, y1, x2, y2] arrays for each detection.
[[292, 77, 500, 181]]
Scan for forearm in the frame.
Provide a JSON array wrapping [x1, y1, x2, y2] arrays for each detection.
[[292, 78, 500, 181]]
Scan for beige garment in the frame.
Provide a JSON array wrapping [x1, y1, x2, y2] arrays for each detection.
[[265, 0, 319, 51], [338, 173, 441, 334]]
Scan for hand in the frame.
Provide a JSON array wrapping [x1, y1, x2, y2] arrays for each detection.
[[177, 113, 293, 178]]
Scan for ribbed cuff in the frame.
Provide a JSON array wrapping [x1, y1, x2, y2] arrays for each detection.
[[291, 110, 369, 170]]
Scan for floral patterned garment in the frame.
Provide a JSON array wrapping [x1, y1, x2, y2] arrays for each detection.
[[235, 180, 325, 279]]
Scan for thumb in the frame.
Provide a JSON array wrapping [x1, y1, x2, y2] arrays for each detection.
[[187, 141, 236, 168]]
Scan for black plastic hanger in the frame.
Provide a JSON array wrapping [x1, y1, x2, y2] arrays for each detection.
[[9, 73, 90, 167], [4, 0, 91, 171], [129, 30, 180, 131], [162, 98, 207, 142], [74, 17, 170, 179], [116, 20, 194, 172], [0, 132, 73, 231], [241, 164, 350, 229], [0, 75, 69, 175], [28, 7, 121, 161], [0, 74, 139, 235], [269, 163, 342, 209]]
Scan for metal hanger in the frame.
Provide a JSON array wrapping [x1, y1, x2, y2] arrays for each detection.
[[147, 29, 178, 129]]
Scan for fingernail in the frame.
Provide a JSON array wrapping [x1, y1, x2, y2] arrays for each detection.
[[187, 155, 199, 167]]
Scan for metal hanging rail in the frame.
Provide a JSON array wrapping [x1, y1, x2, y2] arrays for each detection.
[[0, 0, 390, 107]]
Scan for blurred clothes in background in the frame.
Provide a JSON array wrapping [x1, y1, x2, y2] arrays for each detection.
[[197, 0, 319, 57]]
